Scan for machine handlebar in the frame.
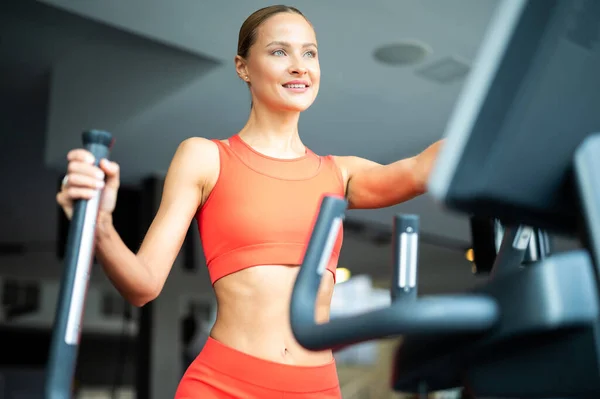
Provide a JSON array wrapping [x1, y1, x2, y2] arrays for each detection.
[[290, 195, 500, 351]]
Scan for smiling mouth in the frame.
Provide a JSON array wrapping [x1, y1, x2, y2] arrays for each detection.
[[283, 84, 309, 89]]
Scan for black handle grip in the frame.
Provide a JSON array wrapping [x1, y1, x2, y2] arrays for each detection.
[[45, 130, 114, 399], [290, 195, 500, 352], [291, 195, 346, 328]]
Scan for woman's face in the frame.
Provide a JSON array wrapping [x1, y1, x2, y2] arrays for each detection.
[[238, 12, 320, 112]]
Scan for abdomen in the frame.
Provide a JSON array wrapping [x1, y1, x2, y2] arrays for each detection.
[[210, 265, 335, 365]]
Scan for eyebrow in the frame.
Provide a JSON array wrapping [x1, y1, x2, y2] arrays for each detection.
[[266, 41, 318, 49]]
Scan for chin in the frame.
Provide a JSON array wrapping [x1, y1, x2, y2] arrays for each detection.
[[281, 104, 312, 113], [278, 97, 316, 113]]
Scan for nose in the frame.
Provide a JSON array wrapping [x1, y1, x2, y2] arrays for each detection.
[[288, 62, 308, 76]]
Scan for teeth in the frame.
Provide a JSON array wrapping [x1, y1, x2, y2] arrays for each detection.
[[284, 84, 306, 88]]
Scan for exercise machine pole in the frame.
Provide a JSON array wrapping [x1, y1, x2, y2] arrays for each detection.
[[45, 130, 114, 399]]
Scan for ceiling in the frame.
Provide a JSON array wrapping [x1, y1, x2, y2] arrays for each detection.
[[2, 0, 502, 244]]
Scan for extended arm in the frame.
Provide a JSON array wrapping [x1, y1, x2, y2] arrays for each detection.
[[336, 140, 444, 209], [94, 137, 218, 306]]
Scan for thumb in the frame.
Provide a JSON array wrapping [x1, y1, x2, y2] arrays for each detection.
[[100, 159, 120, 189]]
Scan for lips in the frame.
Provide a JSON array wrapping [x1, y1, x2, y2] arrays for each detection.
[[282, 80, 310, 89]]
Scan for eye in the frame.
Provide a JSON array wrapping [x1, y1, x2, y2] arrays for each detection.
[[304, 50, 317, 58], [272, 49, 286, 56]]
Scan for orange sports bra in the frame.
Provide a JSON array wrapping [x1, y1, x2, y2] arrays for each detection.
[[195, 134, 345, 285]]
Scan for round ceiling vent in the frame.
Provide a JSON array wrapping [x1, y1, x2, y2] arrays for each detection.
[[373, 41, 431, 66]]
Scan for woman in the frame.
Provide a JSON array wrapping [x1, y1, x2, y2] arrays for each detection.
[[56, 5, 443, 398]]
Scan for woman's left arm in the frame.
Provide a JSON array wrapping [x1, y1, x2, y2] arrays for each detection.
[[335, 140, 444, 209]]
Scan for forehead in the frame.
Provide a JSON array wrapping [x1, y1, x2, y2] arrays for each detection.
[[256, 13, 316, 44]]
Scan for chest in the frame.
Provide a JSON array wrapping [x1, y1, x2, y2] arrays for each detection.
[[215, 172, 343, 240]]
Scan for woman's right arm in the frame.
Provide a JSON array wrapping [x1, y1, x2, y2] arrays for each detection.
[[57, 137, 219, 307]]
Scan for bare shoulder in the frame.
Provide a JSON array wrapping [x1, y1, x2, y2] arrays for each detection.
[[163, 137, 221, 202], [170, 137, 219, 177], [175, 136, 219, 165]]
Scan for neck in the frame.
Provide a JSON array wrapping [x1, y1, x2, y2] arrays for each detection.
[[238, 102, 304, 156]]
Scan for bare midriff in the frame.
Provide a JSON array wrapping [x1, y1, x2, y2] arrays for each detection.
[[210, 264, 335, 366]]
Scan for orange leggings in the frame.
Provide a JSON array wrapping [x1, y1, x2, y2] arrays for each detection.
[[174, 337, 342, 399]]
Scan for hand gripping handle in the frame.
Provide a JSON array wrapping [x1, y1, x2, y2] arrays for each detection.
[[45, 130, 114, 399]]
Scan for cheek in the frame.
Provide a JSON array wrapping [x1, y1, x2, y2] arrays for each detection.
[[254, 59, 285, 84], [312, 68, 321, 83], [309, 62, 321, 80], [310, 70, 321, 91]]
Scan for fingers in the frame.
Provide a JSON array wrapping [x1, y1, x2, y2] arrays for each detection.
[[66, 159, 105, 185], [64, 171, 105, 190], [67, 148, 96, 164], [58, 149, 120, 220], [59, 186, 99, 202], [99, 158, 120, 186], [61, 149, 118, 196], [66, 149, 116, 182]]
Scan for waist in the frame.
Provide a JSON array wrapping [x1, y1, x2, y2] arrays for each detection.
[[209, 318, 334, 366], [210, 265, 335, 365], [194, 336, 339, 392]]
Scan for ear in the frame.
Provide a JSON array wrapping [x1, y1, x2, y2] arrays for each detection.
[[234, 55, 250, 83]]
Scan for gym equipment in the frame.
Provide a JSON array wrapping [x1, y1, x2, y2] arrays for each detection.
[[291, 0, 600, 397], [470, 217, 552, 275], [291, 198, 499, 347], [45, 130, 114, 399]]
